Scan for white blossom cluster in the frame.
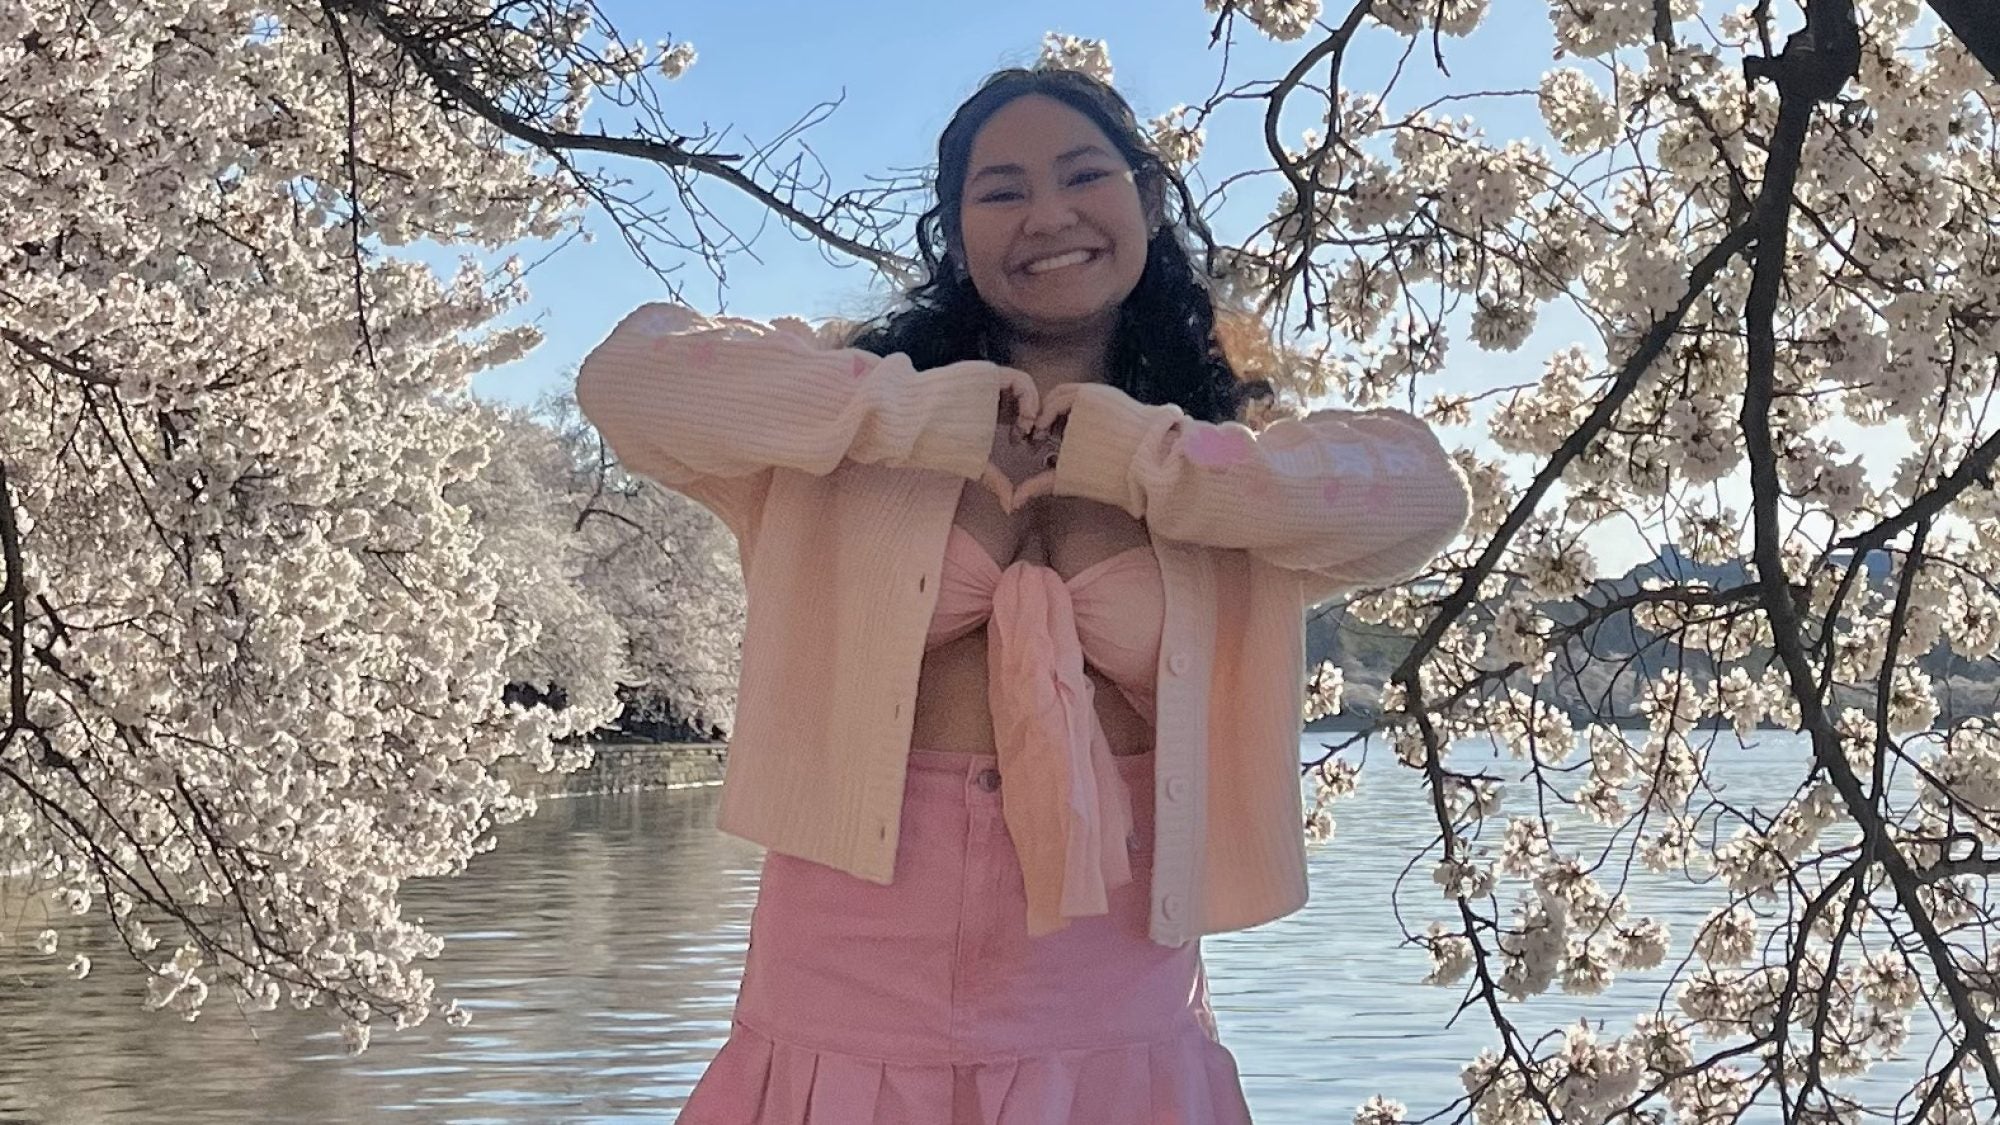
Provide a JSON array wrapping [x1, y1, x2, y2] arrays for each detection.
[[1537, 68, 1621, 154], [1460, 1021, 1658, 1125], [1205, 0, 1325, 42], [655, 40, 697, 81], [0, 0, 732, 1051], [1369, 0, 1488, 37], [1303, 658, 1347, 723], [1037, 32, 1114, 83], [1148, 105, 1207, 168], [1303, 745, 1359, 844], [1301, 650, 1355, 846]]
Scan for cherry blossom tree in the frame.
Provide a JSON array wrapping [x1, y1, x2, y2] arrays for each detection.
[[457, 394, 744, 739], [445, 401, 628, 737], [1178, 1, 2000, 1121], [0, 0, 777, 1053]]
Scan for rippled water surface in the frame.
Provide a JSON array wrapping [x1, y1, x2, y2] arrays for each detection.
[[0, 734, 1942, 1121]]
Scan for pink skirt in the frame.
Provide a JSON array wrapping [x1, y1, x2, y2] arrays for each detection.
[[680, 747, 1254, 1124]]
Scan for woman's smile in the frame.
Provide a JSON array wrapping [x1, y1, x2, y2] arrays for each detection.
[[1019, 247, 1104, 277]]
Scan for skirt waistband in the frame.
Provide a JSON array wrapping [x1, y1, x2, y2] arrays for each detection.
[[908, 746, 1156, 785]]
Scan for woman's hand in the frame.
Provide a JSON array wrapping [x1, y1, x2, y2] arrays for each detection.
[[996, 383, 1084, 510], [977, 380, 1090, 513], [995, 368, 1040, 440], [1028, 383, 1082, 444], [977, 369, 1041, 513]]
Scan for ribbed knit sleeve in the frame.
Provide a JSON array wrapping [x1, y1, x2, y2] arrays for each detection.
[[575, 303, 1002, 508], [1051, 384, 1470, 590]]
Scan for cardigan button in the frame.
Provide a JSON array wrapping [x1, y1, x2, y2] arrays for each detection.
[[1164, 775, 1190, 803], [976, 768, 1002, 792], [1167, 653, 1191, 677], [1161, 894, 1184, 922]]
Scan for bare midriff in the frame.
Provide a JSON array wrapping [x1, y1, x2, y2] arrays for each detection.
[[910, 424, 1155, 759]]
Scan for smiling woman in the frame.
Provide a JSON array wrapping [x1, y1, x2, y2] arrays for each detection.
[[847, 67, 1251, 427], [577, 63, 1470, 1125], [957, 98, 1159, 340]]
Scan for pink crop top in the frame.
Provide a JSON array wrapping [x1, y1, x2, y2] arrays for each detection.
[[924, 525, 1165, 936]]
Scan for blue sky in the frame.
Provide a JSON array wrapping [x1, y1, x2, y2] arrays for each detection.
[[467, 1, 1566, 408]]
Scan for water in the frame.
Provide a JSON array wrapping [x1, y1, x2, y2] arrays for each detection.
[[0, 733, 1958, 1121]]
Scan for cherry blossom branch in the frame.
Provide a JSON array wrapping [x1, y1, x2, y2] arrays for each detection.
[[1259, 0, 1376, 327], [1740, 0, 2000, 1104], [1831, 426, 2000, 556], [0, 462, 27, 748], [320, 0, 381, 370], [322, 0, 915, 278], [0, 328, 119, 387], [1788, 522, 1925, 1115], [1302, 582, 1763, 768], [1405, 696, 1568, 1124], [1302, 0, 2000, 1111], [1395, 222, 1755, 673]]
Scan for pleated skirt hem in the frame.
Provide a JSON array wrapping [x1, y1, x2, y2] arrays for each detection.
[[678, 1014, 1254, 1124]]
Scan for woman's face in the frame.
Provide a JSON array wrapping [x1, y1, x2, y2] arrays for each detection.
[[956, 94, 1158, 341]]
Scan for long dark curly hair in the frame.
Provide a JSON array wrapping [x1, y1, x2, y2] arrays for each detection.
[[848, 67, 1256, 424]]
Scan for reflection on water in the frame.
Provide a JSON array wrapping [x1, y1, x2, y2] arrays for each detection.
[[0, 735, 1934, 1121], [1, 785, 764, 1124]]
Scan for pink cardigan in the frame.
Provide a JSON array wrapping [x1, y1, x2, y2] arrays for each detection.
[[575, 303, 1470, 946]]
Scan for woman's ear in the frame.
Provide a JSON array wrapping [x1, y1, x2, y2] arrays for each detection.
[[1138, 169, 1168, 233]]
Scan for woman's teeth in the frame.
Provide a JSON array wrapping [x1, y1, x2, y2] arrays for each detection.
[[1023, 249, 1096, 275]]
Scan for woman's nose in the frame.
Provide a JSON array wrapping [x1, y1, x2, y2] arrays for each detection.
[[1020, 193, 1080, 237]]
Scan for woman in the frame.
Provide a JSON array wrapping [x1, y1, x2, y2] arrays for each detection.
[[577, 67, 1470, 1124]]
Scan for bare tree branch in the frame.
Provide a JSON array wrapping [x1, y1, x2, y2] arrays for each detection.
[[322, 0, 916, 278]]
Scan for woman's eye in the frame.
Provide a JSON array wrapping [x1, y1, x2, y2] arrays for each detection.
[[975, 170, 1109, 202]]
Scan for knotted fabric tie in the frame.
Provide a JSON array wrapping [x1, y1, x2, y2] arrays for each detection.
[[985, 563, 1136, 937]]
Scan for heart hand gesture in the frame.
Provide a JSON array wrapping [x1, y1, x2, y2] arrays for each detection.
[[977, 382, 1082, 514]]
